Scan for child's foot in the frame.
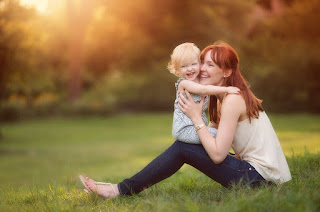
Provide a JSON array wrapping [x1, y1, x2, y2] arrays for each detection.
[[85, 177, 120, 198]]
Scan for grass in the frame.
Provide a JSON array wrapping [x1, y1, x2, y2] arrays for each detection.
[[0, 113, 319, 211]]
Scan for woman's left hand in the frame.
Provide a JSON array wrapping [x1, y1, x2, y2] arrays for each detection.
[[178, 90, 205, 121]]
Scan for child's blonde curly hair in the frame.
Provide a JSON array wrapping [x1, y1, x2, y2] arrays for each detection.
[[167, 43, 201, 77]]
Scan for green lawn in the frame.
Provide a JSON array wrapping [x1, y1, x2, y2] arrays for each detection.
[[0, 113, 319, 211]]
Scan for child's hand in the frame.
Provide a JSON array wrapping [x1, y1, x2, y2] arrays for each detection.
[[227, 87, 240, 94]]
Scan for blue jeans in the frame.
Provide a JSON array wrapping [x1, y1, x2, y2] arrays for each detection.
[[118, 141, 265, 196]]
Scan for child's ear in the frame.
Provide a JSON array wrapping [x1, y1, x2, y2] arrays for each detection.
[[224, 69, 232, 78]]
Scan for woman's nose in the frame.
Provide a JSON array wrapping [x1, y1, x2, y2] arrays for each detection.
[[200, 64, 206, 71]]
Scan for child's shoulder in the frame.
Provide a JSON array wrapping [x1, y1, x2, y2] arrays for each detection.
[[175, 78, 187, 89], [177, 79, 199, 89], [176, 78, 186, 83]]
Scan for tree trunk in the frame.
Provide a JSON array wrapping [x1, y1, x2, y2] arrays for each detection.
[[66, 0, 93, 102]]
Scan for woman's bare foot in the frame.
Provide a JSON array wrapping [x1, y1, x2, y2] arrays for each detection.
[[85, 177, 120, 198]]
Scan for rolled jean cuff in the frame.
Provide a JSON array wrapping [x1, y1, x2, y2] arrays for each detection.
[[118, 180, 139, 196], [118, 182, 130, 196]]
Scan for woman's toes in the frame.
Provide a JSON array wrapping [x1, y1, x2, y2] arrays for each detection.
[[85, 177, 97, 192]]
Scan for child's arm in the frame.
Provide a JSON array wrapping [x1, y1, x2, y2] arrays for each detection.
[[178, 80, 240, 95]]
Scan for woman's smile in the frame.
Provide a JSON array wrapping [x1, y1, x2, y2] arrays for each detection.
[[199, 71, 209, 79]]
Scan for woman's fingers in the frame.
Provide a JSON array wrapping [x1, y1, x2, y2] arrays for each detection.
[[179, 93, 190, 113], [179, 92, 187, 105], [199, 96, 205, 108], [184, 90, 192, 99], [178, 102, 185, 112], [181, 90, 196, 105], [178, 94, 186, 111]]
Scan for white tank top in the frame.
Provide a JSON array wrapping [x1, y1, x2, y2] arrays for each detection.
[[232, 111, 292, 185]]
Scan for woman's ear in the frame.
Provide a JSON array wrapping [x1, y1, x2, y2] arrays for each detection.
[[223, 69, 232, 78]]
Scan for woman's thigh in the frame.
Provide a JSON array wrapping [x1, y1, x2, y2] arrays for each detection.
[[176, 141, 265, 187]]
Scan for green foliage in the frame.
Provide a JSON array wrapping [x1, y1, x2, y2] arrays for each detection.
[[72, 71, 149, 114], [0, 113, 319, 211], [0, 0, 319, 116], [243, 0, 320, 112], [0, 0, 68, 107]]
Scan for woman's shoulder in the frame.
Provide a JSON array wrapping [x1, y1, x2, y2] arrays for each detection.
[[221, 94, 246, 113], [223, 93, 245, 104]]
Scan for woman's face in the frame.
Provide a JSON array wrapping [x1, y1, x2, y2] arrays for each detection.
[[199, 50, 224, 86]]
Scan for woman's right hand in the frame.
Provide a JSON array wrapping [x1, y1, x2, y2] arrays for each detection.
[[229, 153, 241, 160], [227, 86, 240, 94], [178, 90, 205, 122]]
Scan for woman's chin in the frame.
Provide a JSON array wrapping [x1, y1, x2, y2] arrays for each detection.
[[200, 77, 223, 86], [199, 78, 211, 85]]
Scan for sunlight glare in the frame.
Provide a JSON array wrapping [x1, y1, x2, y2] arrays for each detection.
[[20, 0, 48, 13]]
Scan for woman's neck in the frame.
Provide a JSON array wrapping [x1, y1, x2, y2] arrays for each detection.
[[215, 81, 226, 102]]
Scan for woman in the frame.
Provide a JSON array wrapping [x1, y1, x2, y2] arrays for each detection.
[[81, 41, 291, 198]]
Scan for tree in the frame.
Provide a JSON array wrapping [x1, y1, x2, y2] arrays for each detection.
[[243, 0, 320, 111], [66, 0, 94, 102]]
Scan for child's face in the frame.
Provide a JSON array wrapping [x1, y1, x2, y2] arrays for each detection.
[[179, 58, 200, 81]]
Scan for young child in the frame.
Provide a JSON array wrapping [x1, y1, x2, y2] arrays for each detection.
[[168, 43, 239, 144]]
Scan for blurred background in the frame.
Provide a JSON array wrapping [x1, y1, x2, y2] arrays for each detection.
[[0, 2, 320, 204], [0, 0, 319, 121]]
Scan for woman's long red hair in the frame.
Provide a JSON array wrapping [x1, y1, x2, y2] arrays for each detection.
[[200, 41, 264, 123]]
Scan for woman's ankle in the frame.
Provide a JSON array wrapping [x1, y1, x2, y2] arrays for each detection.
[[113, 184, 120, 196]]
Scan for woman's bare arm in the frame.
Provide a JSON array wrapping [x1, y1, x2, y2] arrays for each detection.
[[179, 91, 245, 164]]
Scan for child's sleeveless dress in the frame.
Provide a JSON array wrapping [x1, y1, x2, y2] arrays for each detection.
[[172, 78, 217, 144]]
